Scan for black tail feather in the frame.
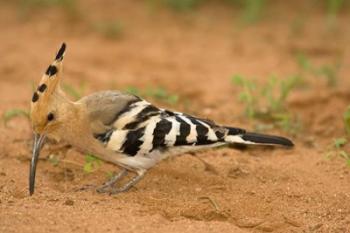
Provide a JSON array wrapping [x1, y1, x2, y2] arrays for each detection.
[[241, 132, 294, 147]]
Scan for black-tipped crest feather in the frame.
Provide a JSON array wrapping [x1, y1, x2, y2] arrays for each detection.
[[45, 65, 57, 76], [55, 43, 66, 61]]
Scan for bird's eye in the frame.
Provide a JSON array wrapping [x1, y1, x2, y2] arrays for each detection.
[[47, 113, 55, 122]]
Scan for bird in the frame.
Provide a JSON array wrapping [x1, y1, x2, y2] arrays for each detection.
[[29, 43, 294, 195]]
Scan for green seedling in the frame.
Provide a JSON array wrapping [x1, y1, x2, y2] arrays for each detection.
[[317, 64, 339, 87], [93, 21, 123, 39], [325, 0, 345, 27], [274, 114, 302, 136], [126, 86, 179, 105], [231, 74, 300, 134], [326, 106, 350, 166], [231, 75, 257, 118], [296, 53, 311, 72], [62, 83, 86, 100], [125, 86, 141, 96], [226, 0, 265, 24], [333, 137, 347, 149], [241, 0, 265, 23], [296, 53, 340, 87], [162, 0, 202, 11], [145, 87, 179, 105], [83, 154, 102, 173], [339, 151, 350, 166], [290, 13, 307, 36], [344, 106, 350, 135], [18, 0, 80, 20], [106, 171, 114, 179], [2, 108, 30, 126], [48, 154, 60, 167], [232, 74, 299, 117], [326, 0, 345, 15], [326, 138, 350, 166]]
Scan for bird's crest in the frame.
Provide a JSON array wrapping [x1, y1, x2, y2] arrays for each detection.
[[30, 43, 67, 131], [31, 43, 66, 104]]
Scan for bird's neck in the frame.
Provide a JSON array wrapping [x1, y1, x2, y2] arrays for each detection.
[[56, 100, 127, 166]]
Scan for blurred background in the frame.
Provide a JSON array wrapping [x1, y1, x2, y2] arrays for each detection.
[[1, 1, 350, 232], [1, 0, 349, 139]]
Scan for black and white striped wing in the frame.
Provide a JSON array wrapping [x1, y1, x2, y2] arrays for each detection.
[[94, 99, 238, 157], [88, 92, 292, 166]]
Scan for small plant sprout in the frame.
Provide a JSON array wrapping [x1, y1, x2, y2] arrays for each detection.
[[326, 138, 350, 167], [145, 87, 179, 105], [339, 151, 350, 166], [326, 107, 350, 167], [125, 86, 141, 96], [62, 82, 86, 100], [241, 0, 265, 23], [2, 108, 30, 126], [83, 154, 102, 173], [225, 0, 265, 24], [162, 0, 201, 11], [231, 74, 301, 135], [93, 20, 123, 39], [296, 53, 341, 87], [18, 0, 80, 20], [125, 86, 179, 105], [333, 137, 347, 149], [231, 75, 257, 118], [48, 154, 60, 167], [325, 0, 345, 28], [343, 106, 350, 135]]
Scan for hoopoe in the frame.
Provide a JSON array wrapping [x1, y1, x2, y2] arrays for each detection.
[[29, 43, 294, 195]]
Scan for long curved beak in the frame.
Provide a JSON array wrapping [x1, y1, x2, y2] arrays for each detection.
[[29, 133, 46, 196]]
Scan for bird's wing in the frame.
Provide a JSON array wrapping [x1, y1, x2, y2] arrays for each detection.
[[81, 92, 243, 157], [80, 91, 292, 162], [78, 90, 141, 135]]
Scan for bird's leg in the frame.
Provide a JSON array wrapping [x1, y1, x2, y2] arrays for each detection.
[[96, 169, 128, 193], [108, 171, 146, 195], [190, 154, 218, 175]]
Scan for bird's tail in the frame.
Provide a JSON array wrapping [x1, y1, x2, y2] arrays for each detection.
[[224, 127, 294, 147]]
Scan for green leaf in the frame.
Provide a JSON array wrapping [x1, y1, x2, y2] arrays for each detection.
[[231, 75, 244, 86], [93, 20, 123, 39], [344, 106, 350, 135], [83, 163, 94, 173], [339, 150, 350, 159], [48, 154, 60, 166], [125, 86, 140, 95], [106, 171, 114, 178], [242, 0, 265, 23], [85, 154, 100, 163], [163, 0, 201, 12], [3, 108, 30, 125], [166, 95, 179, 105], [296, 53, 311, 71], [83, 154, 102, 173], [326, 0, 344, 16], [334, 138, 347, 149], [62, 83, 85, 100]]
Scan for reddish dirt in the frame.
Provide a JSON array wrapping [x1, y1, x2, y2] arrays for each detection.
[[1, 1, 350, 232]]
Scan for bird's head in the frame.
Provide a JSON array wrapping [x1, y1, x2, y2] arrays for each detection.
[[29, 43, 71, 195]]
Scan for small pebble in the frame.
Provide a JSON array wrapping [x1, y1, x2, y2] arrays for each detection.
[[236, 217, 264, 228], [64, 199, 74, 206]]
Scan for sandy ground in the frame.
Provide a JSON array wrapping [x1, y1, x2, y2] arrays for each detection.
[[1, 1, 350, 232]]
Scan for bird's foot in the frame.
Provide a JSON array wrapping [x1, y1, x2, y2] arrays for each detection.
[[96, 169, 128, 193], [97, 171, 145, 195]]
